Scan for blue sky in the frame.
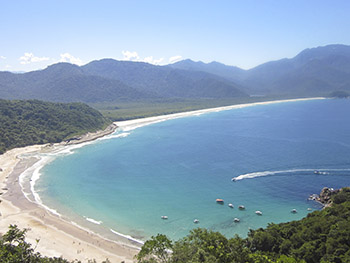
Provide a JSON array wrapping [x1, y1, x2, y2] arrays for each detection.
[[1, 0, 350, 71]]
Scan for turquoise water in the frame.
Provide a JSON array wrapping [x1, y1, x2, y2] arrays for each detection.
[[37, 99, 350, 241]]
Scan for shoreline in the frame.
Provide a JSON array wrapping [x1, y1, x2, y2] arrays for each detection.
[[115, 97, 325, 131], [0, 97, 324, 262], [0, 126, 138, 262]]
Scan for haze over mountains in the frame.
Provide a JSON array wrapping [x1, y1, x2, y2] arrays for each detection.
[[1, 44, 349, 103], [171, 44, 350, 96]]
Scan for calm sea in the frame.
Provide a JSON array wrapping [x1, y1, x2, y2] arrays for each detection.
[[36, 99, 350, 242]]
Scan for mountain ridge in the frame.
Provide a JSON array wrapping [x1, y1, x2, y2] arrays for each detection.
[[1, 44, 350, 103], [171, 44, 350, 96], [0, 59, 249, 103]]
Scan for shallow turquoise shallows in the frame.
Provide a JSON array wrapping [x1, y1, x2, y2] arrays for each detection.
[[37, 99, 350, 241]]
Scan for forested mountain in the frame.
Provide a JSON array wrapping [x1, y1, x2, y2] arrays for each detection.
[[243, 44, 350, 95], [82, 59, 248, 99], [171, 44, 350, 96], [0, 99, 111, 154], [0, 63, 151, 102], [1, 44, 349, 103], [0, 60, 248, 103], [168, 59, 247, 82]]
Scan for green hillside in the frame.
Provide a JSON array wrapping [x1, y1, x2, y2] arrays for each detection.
[[0, 99, 111, 154], [1, 44, 350, 106], [0, 60, 248, 104], [82, 59, 247, 99]]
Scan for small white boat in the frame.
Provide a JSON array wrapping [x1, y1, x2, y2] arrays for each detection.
[[307, 208, 312, 211], [314, 170, 327, 175], [194, 219, 199, 223], [238, 205, 245, 210], [161, 216, 168, 219], [234, 218, 240, 222], [255, 210, 262, 215], [228, 203, 234, 208], [231, 177, 237, 182], [291, 209, 297, 213]]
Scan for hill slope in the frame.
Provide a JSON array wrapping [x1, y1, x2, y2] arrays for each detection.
[[169, 59, 247, 82], [171, 44, 350, 96], [0, 60, 248, 103], [1, 44, 350, 102], [245, 44, 350, 95], [82, 59, 248, 98], [0, 99, 111, 154], [0, 63, 150, 102]]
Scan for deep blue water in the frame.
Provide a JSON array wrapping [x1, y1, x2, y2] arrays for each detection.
[[37, 99, 350, 241]]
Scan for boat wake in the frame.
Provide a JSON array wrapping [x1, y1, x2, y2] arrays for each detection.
[[233, 168, 350, 181]]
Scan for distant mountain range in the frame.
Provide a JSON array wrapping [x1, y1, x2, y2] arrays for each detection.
[[171, 44, 350, 96], [1, 44, 349, 103]]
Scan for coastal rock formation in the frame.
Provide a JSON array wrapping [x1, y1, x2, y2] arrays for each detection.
[[316, 187, 340, 207]]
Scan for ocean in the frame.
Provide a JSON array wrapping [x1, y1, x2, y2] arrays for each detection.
[[34, 98, 350, 242]]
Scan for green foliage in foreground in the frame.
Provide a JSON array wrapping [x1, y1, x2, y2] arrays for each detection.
[[0, 225, 70, 262], [137, 188, 350, 263], [0, 99, 111, 154], [0, 225, 112, 263], [137, 230, 304, 263]]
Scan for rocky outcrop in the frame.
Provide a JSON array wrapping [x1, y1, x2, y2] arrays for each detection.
[[316, 187, 340, 207]]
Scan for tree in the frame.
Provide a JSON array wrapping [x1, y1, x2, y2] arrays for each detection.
[[136, 234, 172, 263], [0, 225, 72, 262]]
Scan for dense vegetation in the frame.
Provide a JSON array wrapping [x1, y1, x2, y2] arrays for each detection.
[[137, 187, 350, 263], [92, 97, 281, 121], [0, 225, 70, 262], [0, 99, 111, 154]]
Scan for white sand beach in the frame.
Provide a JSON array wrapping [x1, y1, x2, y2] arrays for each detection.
[[0, 127, 138, 263], [0, 97, 324, 262], [116, 97, 325, 131]]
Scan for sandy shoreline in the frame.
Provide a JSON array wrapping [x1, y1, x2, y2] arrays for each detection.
[[115, 97, 325, 130], [0, 126, 138, 262], [0, 97, 324, 262]]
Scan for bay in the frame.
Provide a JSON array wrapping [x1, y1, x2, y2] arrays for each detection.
[[36, 99, 350, 241]]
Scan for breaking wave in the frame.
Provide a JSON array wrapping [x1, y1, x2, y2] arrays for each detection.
[[110, 229, 144, 245], [84, 216, 102, 225]]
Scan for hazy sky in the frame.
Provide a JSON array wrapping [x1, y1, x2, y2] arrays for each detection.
[[1, 0, 350, 72]]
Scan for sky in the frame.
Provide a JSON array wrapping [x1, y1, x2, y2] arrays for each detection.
[[1, 0, 350, 72]]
